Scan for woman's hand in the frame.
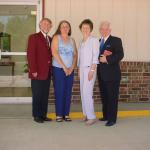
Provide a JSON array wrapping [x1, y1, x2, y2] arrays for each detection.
[[68, 67, 74, 75], [88, 64, 96, 81], [88, 70, 94, 81], [63, 67, 70, 76]]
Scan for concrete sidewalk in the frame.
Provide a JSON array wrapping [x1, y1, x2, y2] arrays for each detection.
[[0, 117, 150, 150], [0, 103, 150, 150]]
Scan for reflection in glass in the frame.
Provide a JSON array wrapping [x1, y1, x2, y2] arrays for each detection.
[[0, 5, 36, 97], [0, 32, 11, 52]]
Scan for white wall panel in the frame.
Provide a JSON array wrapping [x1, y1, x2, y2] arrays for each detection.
[[123, 0, 138, 61], [45, 0, 150, 62], [70, 0, 86, 44], [136, 0, 150, 61]]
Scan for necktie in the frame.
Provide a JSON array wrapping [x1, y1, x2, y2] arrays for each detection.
[[100, 38, 104, 53], [46, 34, 50, 48]]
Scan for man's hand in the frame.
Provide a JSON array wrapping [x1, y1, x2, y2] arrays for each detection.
[[99, 55, 107, 63], [32, 72, 38, 78], [103, 50, 112, 56]]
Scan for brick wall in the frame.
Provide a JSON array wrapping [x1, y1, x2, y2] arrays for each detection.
[[49, 61, 150, 103], [120, 61, 150, 102]]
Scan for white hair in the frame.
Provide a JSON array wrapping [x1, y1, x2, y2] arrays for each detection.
[[100, 21, 111, 29]]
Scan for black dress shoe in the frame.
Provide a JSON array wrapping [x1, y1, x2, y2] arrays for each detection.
[[105, 121, 116, 127], [42, 117, 52, 121], [34, 117, 44, 123], [99, 118, 107, 121]]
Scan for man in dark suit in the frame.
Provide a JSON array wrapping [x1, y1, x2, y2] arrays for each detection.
[[97, 21, 124, 126], [27, 18, 52, 123]]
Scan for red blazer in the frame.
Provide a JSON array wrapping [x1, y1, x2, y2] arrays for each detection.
[[27, 31, 52, 80]]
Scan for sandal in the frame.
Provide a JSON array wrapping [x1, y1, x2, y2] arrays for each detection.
[[82, 116, 88, 122], [56, 116, 63, 122], [63, 116, 72, 122]]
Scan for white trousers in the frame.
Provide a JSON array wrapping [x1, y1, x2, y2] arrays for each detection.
[[80, 67, 96, 119]]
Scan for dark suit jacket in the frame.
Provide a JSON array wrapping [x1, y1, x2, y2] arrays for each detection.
[[27, 31, 52, 80], [97, 35, 124, 81]]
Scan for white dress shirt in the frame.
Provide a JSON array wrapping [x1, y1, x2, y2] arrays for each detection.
[[100, 35, 110, 44], [41, 30, 50, 47], [41, 30, 47, 38], [78, 36, 100, 67]]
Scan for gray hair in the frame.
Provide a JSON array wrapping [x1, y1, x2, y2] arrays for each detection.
[[39, 18, 52, 25], [100, 21, 111, 29]]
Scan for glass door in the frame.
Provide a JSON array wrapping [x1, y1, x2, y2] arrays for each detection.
[[0, 2, 42, 103]]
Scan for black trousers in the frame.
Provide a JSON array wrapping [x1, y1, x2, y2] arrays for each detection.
[[31, 77, 51, 118], [97, 76, 120, 122]]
